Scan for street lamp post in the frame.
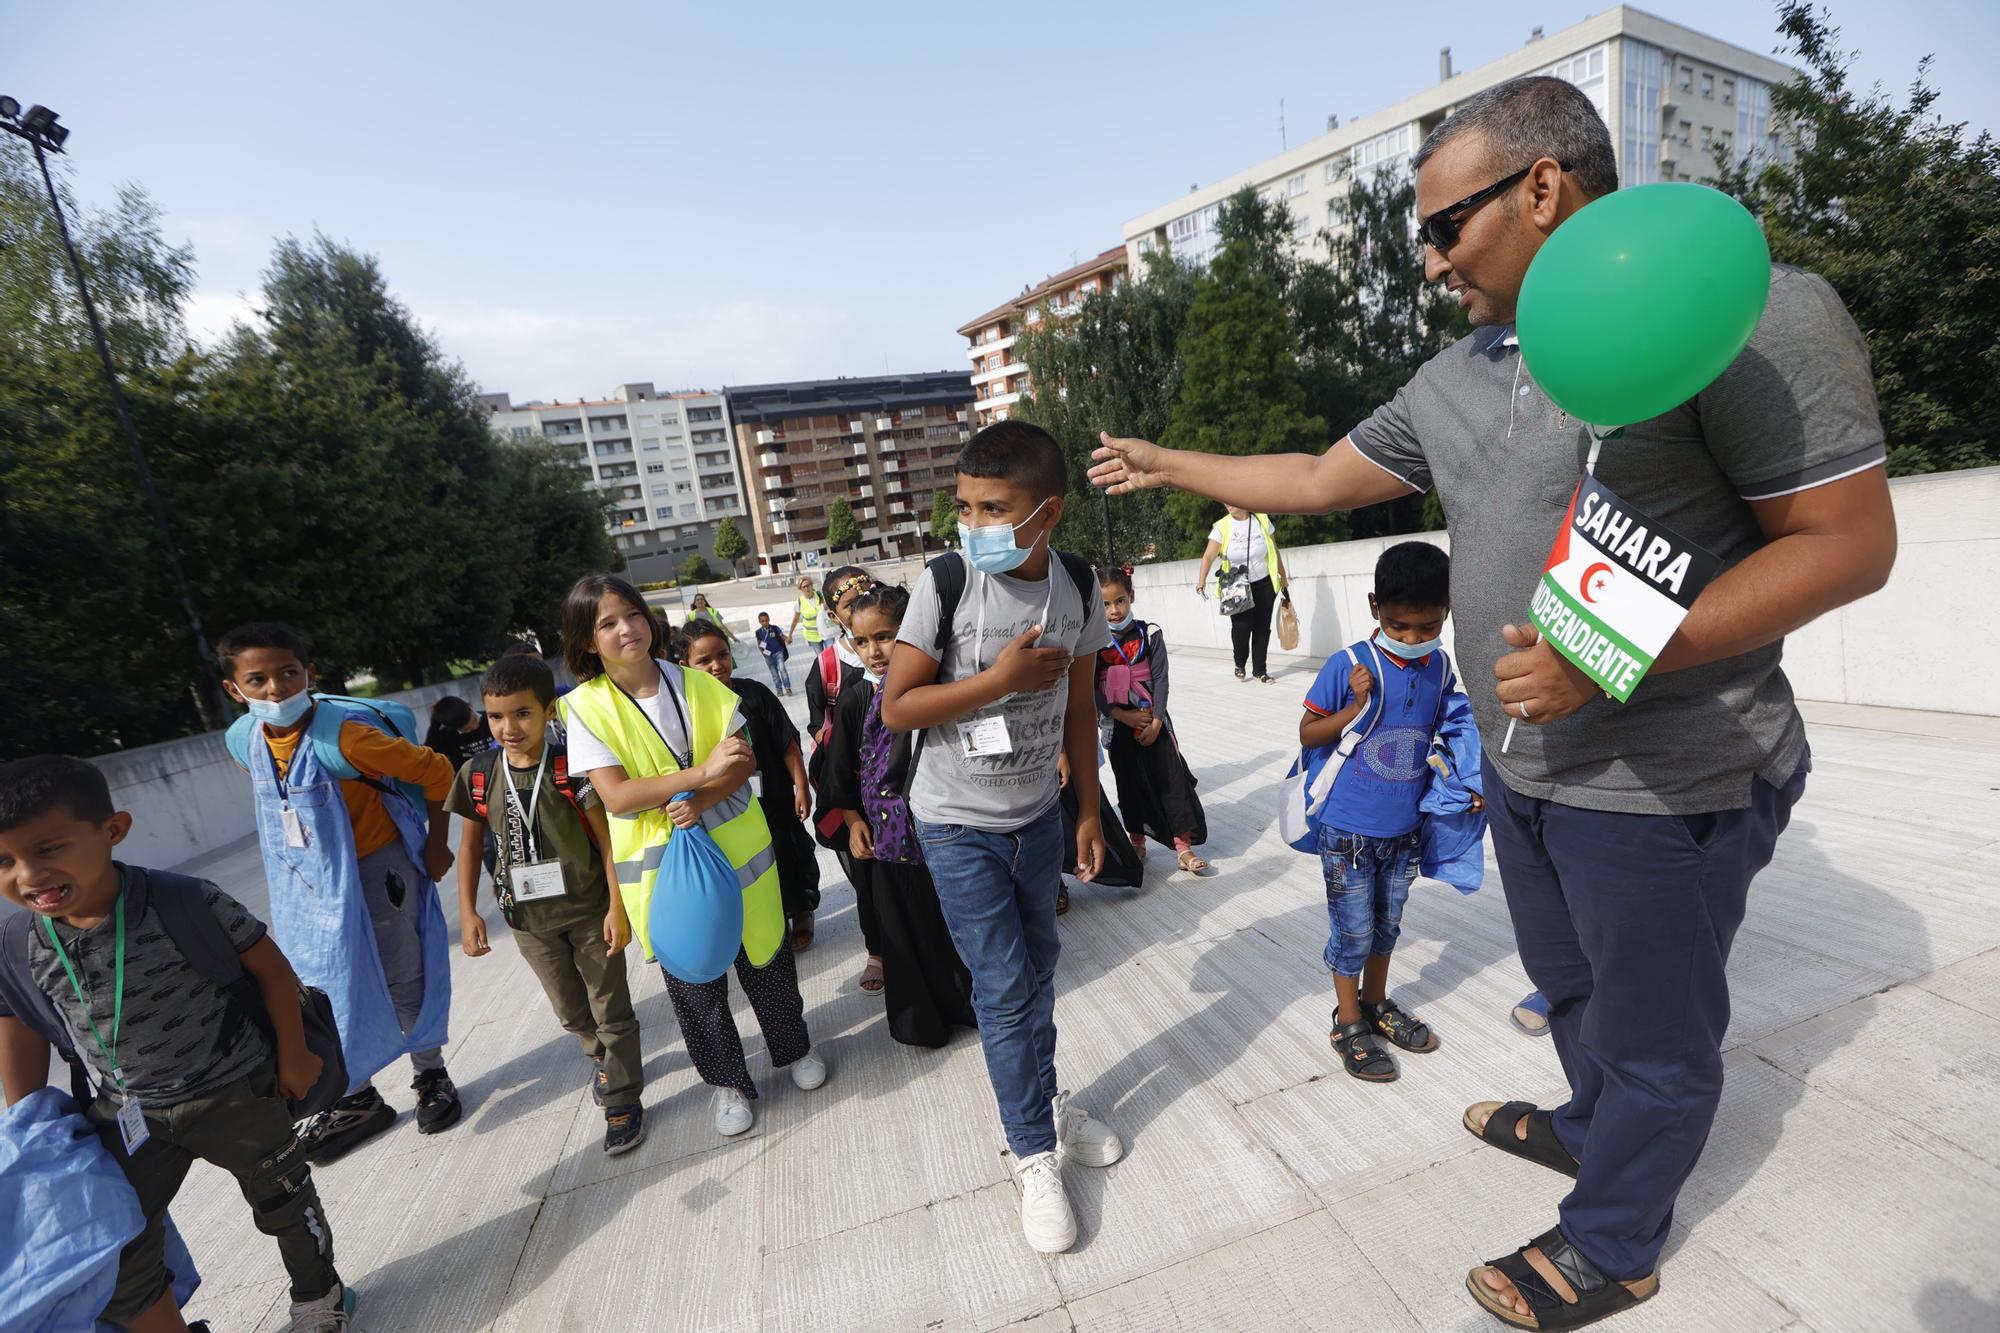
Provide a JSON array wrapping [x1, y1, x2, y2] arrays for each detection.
[[2, 98, 230, 725]]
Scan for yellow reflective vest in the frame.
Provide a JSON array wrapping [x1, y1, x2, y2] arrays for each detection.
[[798, 593, 824, 644], [560, 666, 785, 967], [1214, 512, 1285, 590]]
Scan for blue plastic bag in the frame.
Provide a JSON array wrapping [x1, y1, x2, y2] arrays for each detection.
[[649, 796, 744, 984], [1, 1088, 199, 1332]]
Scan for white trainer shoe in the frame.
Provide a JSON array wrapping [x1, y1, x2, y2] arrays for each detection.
[[1014, 1150, 1076, 1253], [1053, 1090, 1125, 1167], [789, 1049, 828, 1091], [712, 1087, 754, 1137]]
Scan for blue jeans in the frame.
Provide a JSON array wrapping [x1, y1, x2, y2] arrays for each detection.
[[1319, 824, 1420, 977], [764, 651, 792, 693], [915, 800, 1065, 1157]]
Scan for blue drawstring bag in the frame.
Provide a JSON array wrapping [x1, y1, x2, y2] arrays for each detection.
[[2, 1088, 200, 1333], [649, 795, 744, 984]]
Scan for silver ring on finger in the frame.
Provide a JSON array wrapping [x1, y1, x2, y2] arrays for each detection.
[[1517, 701, 1533, 720]]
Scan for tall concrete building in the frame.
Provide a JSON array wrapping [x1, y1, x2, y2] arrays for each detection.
[[477, 382, 747, 579], [1123, 5, 1796, 267], [957, 246, 1129, 426], [724, 372, 975, 574]]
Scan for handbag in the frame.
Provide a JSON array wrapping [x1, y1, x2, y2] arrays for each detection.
[[1276, 595, 1300, 650], [858, 691, 924, 864], [1277, 643, 1384, 853], [1218, 567, 1253, 617]]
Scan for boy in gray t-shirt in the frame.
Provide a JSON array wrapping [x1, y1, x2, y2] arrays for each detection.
[[880, 421, 1125, 1256]]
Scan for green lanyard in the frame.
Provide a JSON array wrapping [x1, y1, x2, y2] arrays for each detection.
[[40, 895, 125, 1089]]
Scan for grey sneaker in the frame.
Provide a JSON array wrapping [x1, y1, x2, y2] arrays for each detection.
[[288, 1282, 355, 1331]]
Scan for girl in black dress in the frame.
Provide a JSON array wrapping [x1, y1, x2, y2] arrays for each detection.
[[821, 585, 975, 1048], [1096, 569, 1210, 875], [679, 622, 823, 947], [804, 565, 885, 985]]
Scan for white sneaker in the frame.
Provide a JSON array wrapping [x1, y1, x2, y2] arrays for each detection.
[[1014, 1151, 1076, 1253], [789, 1049, 828, 1091], [288, 1282, 355, 1331], [712, 1087, 754, 1137], [1053, 1090, 1125, 1167]]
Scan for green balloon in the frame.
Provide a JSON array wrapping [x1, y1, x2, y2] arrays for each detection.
[[1516, 183, 1770, 428]]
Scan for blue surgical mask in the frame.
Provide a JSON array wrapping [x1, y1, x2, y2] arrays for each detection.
[[958, 498, 1051, 575], [1375, 628, 1442, 661], [862, 668, 884, 688], [1107, 614, 1135, 633], [244, 690, 313, 727]]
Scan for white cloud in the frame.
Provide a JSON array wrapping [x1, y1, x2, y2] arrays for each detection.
[[182, 288, 260, 346], [414, 299, 867, 398]]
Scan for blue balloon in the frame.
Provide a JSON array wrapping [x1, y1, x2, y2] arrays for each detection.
[[649, 798, 743, 984]]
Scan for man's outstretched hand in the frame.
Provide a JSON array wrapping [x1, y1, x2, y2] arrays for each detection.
[[1090, 432, 1174, 494]]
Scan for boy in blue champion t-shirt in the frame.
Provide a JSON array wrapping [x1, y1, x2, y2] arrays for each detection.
[[1300, 541, 1477, 1084], [754, 612, 793, 696]]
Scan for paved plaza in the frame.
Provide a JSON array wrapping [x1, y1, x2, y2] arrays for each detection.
[[159, 645, 2000, 1332]]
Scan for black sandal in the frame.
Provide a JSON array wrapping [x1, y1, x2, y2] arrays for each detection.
[[1331, 1019, 1397, 1082], [1055, 883, 1070, 916], [1462, 1101, 1580, 1178], [1466, 1225, 1658, 1329], [1364, 997, 1439, 1052]]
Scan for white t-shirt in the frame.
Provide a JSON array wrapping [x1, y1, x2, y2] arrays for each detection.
[[565, 665, 739, 776], [1208, 514, 1269, 578]]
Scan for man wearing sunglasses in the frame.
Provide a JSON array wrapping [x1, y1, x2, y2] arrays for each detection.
[[1092, 75, 1894, 1330]]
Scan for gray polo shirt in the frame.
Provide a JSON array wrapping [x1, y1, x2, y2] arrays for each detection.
[[1349, 263, 1884, 815]]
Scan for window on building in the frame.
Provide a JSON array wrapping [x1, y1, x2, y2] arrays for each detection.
[[1286, 172, 1307, 197], [1324, 160, 1343, 184], [1701, 72, 1715, 99], [1167, 213, 1199, 241], [651, 484, 669, 496], [679, 503, 698, 518], [510, 426, 533, 441], [1700, 125, 1713, 150], [661, 413, 679, 426], [696, 451, 730, 469], [1292, 211, 1312, 240], [1135, 235, 1156, 256], [1679, 120, 1693, 146], [645, 462, 665, 473], [641, 438, 659, 450], [654, 507, 673, 520], [687, 406, 722, 423], [1680, 64, 1693, 92], [1259, 187, 1279, 207], [675, 481, 693, 495], [1721, 77, 1735, 106], [671, 457, 688, 471]]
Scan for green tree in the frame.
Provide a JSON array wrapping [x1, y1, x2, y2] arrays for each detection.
[[1159, 190, 1328, 555], [494, 442, 619, 653], [825, 497, 859, 552], [1014, 249, 1199, 565], [1712, 1, 1998, 475], [928, 489, 958, 544], [712, 515, 750, 570], [0, 138, 216, 756], [678, 553, 717, 584]]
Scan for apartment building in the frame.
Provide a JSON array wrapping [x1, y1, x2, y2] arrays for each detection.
[[957, 246, 1129, 426], [723, 372, 976, 574], [1123, 5, 1797, 267], [477, 381, 747, 578]]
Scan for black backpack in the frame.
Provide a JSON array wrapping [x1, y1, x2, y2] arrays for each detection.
[[0, 868, 347, 1118]]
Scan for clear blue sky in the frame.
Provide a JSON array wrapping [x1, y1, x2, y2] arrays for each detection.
[[12, 1, 1995, 398]]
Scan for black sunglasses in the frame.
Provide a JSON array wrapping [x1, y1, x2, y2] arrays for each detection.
[[1418, 160, 1571, 251]]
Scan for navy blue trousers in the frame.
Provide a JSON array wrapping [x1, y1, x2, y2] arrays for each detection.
[[1484, 750, 1809, 1279]]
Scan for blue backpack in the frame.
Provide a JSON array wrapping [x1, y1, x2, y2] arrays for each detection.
[[224, 693, 430, 828]]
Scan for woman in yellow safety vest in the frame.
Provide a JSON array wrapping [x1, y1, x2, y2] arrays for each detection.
[[789, 578, 825, 649], [560, 573, 828, 1139], [687, 592, 732, 639], [1196, 507, 1290, 684]]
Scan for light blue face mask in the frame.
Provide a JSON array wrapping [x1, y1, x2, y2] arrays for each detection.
[[862, 668, 884, 687], [244, 690, 313, 727], [958, 498, 1051, 575], [1375, 627, 1443, 661], [1107, 614, 1135, 632]]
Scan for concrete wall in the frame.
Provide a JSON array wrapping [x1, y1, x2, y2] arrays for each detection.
[[92, 677, 491, 872], [1129, 466, 2000, 716]]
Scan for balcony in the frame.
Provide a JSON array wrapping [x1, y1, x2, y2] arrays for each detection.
[[847, 420, 865, 434], [755, 429, 779, 446], [874, 417, 892, 431], [964, 333, 1016, 361], [763, 475, 787, 492], [765, 497, 786, 514], [884, 460, 902, 474], [759, 450, 782, 468], [879, 439, 900, 455], [852, 442, 868, 457], [972, 390, 1022, 414], [955, 409, 969, 423]]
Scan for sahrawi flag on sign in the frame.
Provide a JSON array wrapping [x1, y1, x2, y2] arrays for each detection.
[[1530, 476, 1722, 702]]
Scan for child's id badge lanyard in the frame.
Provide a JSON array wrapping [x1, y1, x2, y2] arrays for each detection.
[[41, 897, 149, 1152], [960, 566, 1055, 758], [504, 754, 567, 902], [265, 743, 309, 848]]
